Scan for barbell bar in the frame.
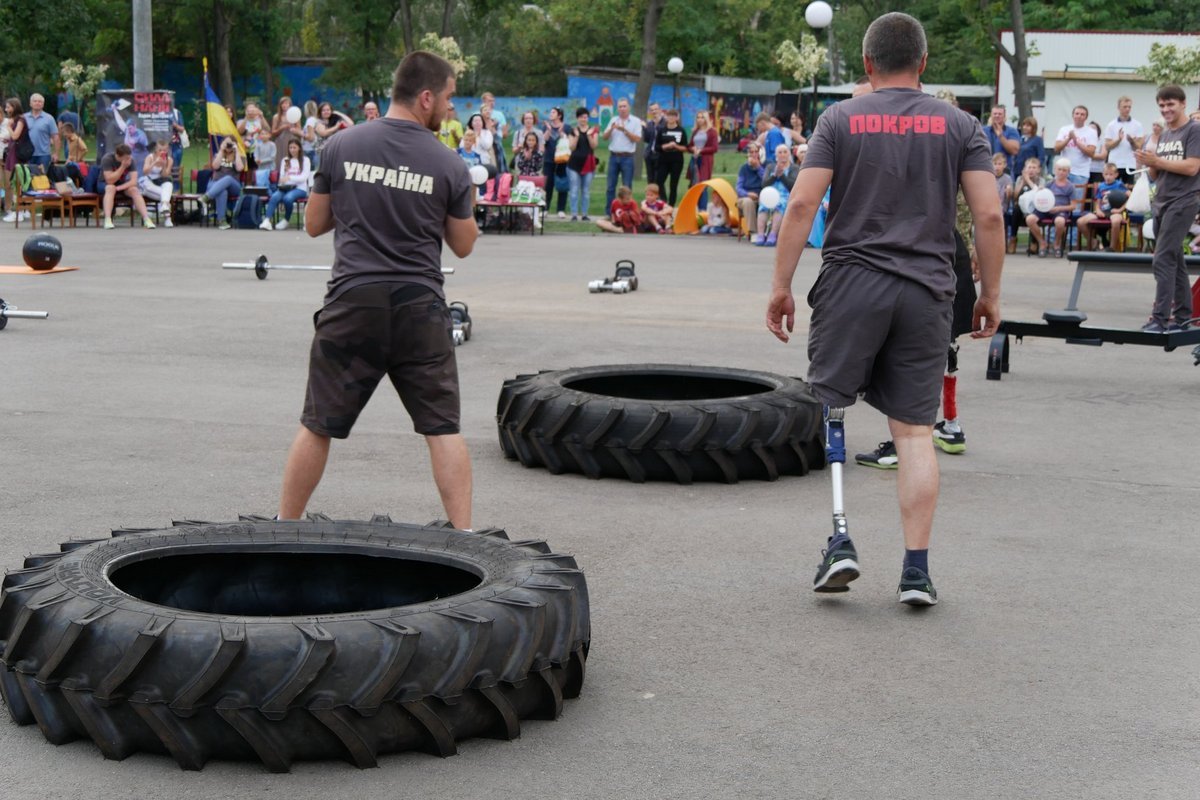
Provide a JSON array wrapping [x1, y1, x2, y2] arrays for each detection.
[[0, 298, 49, 331], [222, 254, 454, 280]]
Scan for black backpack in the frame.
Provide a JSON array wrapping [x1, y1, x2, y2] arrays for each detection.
[[232, 194, 263, 229]]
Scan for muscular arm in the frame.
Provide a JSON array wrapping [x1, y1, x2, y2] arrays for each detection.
[[766, 167, 833, 343], [304, 191, 334, 237], [444, 214, 478, 259], [960, 169, 1005, 338]]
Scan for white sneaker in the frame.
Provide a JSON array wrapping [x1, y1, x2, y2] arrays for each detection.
[[163, 217, 174, 228], [275, 219, 290, 230], [558, 211, 565, 219], [2, 211, 15, 222], [143, 217, 156, 229], [218, 222, 231, 231], [259, 217, 273, 231], [19, 210, 30, 221], [104, 218, 115, 230]]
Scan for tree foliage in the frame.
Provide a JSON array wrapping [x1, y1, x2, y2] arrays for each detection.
[[1138, 43, 1200, 88]]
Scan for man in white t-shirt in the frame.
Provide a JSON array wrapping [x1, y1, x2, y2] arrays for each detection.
[[1054, 105, 1098, 184], [1104, 96, 1145, 183], [602, 98, 643, 214]]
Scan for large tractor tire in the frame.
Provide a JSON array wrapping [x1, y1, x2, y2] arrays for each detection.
[[496, 364, 825, 484], [0, 516, 589, 772]]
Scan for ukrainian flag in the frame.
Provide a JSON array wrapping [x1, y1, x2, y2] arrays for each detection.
[[203, 58, 245, 157]]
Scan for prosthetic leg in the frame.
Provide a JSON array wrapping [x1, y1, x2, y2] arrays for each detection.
[[933, 342, 966, 454], [813, 407, 861, 592]]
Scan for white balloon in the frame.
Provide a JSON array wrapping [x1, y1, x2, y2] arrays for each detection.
[[285, 105, 302, 124], [1017, 191, 1035, 216], [1032, 188, 1055, 213], [759, 186, 781, 210], [1142, 217, 1155, 240], [805, 1, 834, 28], [469, 164, 489, 186], [668, 57, 684, 75]]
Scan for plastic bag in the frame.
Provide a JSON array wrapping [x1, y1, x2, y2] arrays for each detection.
[[1126, 172, 1151, 214]]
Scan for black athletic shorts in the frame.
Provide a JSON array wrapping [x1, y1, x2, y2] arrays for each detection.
[[806, 263, 952, 426], [300, 283, 459, 439]]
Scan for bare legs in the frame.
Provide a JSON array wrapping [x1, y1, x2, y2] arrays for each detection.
[[887, 418, 938, 551], [278, 426, 330, 520]]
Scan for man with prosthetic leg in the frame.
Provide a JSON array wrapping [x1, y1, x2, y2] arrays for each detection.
[[765, 13, 1005, 606]]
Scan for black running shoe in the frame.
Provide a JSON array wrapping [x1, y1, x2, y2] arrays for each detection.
[[813, 536, 861, 593], [897, 566, 938, 606], [855, 441, 898, 469]]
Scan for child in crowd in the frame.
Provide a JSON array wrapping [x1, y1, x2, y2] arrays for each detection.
[[595, 185, 642, 233], [1026, 157, 1077, 258], [457, 130, 481, 167], [1012, 157, 1044, 255], [697, 191, 732, 234], [60, 123, 88, 168], [1077, 162, 1127, 251], [640, 183, 673, 233], [992, 152, 1014, 251]]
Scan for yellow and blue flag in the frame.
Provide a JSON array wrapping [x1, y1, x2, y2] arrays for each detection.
[[203, 58, 244, 157]]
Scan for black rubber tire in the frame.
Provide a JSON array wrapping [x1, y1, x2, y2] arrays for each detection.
[[0, 516, 589, 772], [496, 364, 825, 484]]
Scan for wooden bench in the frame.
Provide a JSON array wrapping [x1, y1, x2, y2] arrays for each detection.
[[987, 252, 1200, 379]]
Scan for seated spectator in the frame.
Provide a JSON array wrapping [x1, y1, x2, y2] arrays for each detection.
[[138, 140, 175, 227], [261, 139, 310, 231], [736, 144, 765, 237], [1026, 157, 1077, 258], [1015, 117, 1045, 175], [1011, 157, 1044, 255], [511, 111, 543, 155], [754, 144, 799, 246], [513, 131, 543, 177], [253, 137, 277, 176], [639, 183, 673, 233], [594, 185, 641, 233], [992, 152, 1014, 251], [1077, 162, 1127, 251], [206, 136, 244, 230], [697, 191, 732, 235], [101, 143, 155, 229]]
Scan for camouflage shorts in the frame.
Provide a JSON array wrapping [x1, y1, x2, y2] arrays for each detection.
[[300, 283, 459, 438]]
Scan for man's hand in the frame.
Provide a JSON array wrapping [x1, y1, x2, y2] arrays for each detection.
[[766, 288, 796, 343], [970, 295, 1001, 339], [1134, 150, 1157, 169]]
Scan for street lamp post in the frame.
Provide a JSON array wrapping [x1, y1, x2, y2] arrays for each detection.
[[668, 57, 684, 114], [805, 2, 833, 131]]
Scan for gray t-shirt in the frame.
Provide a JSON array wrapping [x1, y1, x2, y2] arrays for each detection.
[[802, 88, 993, 300], [1151, 120, 1200, 212], [313, 117, 473, 302]]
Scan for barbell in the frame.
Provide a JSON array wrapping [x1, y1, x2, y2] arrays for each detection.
[[222, 254, 455, 280], [0, 298, 49, 331]]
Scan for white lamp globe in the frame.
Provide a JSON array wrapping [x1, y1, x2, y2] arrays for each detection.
[[805, 1, 833, 29], [668, 57, 684, 75]]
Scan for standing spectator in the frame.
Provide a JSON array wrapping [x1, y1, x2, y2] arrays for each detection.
[[1104, 96, 1144, 184], [168, 104, 186, 179], [301, 100, 320, 169], [1054, 105, 1097, 185], [542, 107, 569, 219], [985, 104, 1019, 176], [755, 112, 785, 168], [277, 51, 477, 527], [138, 140, 174, 227], [1, 98, 25, 221], [60, 123, 88, 167], [1144, 118, 1164, 154], [362, 101, 380, 122], [566, 107, 598, 221], [1135, 84, 1200, 333], [100, 143, 155, 229], [513, 131, 543, 177], [789, 111, 808, 145], [314, 102, 353, 169], [270, 96, 302, 172], [465, 113, 495, 177], [510, 111, 542, 155], [206, 136, 245, 230], [653, 108, 688, 207], [438, 101, 463, 150], [261, 138, 310, 230], [24, 93, 58, 172], [481, 92, 508, 140], [602, 98, 642, 214], [1015, 116, 1045, 175], [237, 101, 266, 170], [1086, 121, 1108, 185], [736, 143, 765, 242], [642, 102, 664, 187], [992, 152, 1013, 250], [689, 110, 718, 187], [57, 107, 80, 162]]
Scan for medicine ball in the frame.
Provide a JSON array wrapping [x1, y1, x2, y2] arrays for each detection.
[[1105, 189, 1128, 210], [22, 233, 63, 271]]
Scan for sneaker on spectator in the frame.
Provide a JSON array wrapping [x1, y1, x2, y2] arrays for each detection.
[[18, 210, 30, 221], [897, 566, 938, 606], [259, 217, 273, 231], [163, 216, 174, 228], [855, 441, 898, 469], [103, 218, 115, 230], [2, 211, 14, 222], [932, 422, 966, 454], [813, 536, 860, 593], [219, 222, 231, 231], [199, 197, 209, 218], [752, 234, 765, 246], [558, 211, 565, 219], [143, 217, 156, 229], [765, 233, 778, 247], [581, 216, 590, 222], [275, 219, 290, 231]]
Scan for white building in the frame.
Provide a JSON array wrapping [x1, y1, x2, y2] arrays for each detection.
[[995, 30, 1200, 134]]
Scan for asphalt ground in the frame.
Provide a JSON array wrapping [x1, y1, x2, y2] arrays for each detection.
[[1, 224, 1198, 798]]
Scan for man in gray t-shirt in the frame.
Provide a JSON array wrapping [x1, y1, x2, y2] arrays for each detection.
[[278, 51, 478, 528], [765, 12, 1004, 606], [1135, 84, 1200, 332]]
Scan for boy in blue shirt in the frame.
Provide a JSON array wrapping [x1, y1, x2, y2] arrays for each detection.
[[1077, 162, 1128, 251]]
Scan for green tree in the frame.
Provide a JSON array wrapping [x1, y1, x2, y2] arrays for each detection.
[[1138, 43, 1200, 89]]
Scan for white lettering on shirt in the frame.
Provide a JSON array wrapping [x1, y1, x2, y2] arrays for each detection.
[[341, 161, 435, 195]]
